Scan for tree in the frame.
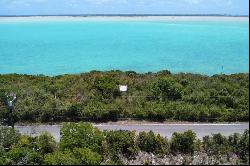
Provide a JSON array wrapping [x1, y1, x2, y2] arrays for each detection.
[[170, 130, 196, 154], [64, 103, 82, 121], [94, 76, 120, 100], [6, 146, 43, 165], [137, 131, 169, 155], [59, 122, 104, 152], [3, 135, 44, 165], [203, 133, 230, 155], [151, 77, 183, 101], [72, 148, 102, 165], [236, 130, 249, 164], [0, 127, 20, 150], [37, 132, 57, 155], [43, 150, 79, 165], [104, 130, 139, 160]]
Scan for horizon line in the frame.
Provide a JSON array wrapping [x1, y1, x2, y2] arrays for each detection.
[[0, 14, 249, 17]]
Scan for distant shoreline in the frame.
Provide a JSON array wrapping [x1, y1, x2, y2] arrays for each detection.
[[0, 14, 249, 17], [0, 71, 249, 78], [0, 15, 248, 22]]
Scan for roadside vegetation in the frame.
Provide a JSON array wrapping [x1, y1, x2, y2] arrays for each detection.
[[0, 123, 249, 165], [0, 70, 249, 124]]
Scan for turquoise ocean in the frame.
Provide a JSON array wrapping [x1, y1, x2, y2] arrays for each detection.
[[0, 17, 249, 76]]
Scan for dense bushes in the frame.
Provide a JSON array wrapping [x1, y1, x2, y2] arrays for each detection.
[[93, 75, 121, 101], [44, 150, 79, 165], [72, 148, 102, 165], [44, 148, 102, 165], [104, 130, 139, 162], [170, 130, 197, 154], [0, 127, 20, 150], [151, 77, 183, 101], [0, 131, 57, 165], [137, 131, 169, 155], [59, 122, 104, 152], [203, 130, 249, 164], [0, 123, 249, 165], [37, 132, 57, 155], [0, 71, 248, 123], [203, 133, 230, 155]]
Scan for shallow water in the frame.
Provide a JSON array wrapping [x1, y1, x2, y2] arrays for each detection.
[[0, 17, 249, 76]]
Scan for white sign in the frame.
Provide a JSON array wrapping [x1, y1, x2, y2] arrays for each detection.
[[119, 85, 128, 92]]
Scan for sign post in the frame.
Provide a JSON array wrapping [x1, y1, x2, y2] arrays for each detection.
[[5, 93, 17, 129]]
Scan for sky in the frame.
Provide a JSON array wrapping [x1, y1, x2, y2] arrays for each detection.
[[0, 0, 249, 15]]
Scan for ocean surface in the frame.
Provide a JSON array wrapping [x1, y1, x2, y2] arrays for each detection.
[[0, 17, 249, 76]]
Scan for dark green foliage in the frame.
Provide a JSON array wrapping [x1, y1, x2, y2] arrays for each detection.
[[59, 122, 104, 152], [151, 77, 183, 101], [236, 130, 249, 164], [170, 130, 197, 154], [203, 133, 231, 155], [44, 150, 79, 165], [0, 145, 6, 165], [6, 147, 43, 165], [63, 103, 83, 122], [72, 148, 102, 165], [202, 129, 249, 164], [137, 131, 169, 155], [36, 132, 57, 155], [94, 75, 121, 100], [44, 148, 102, 165], [228, 130, 249, 164], [4, 135, 41, 165], [0, 145, 5, 155], [0, 127, 20, 150], [0, 124, 249, 165], [104, 130, 139, 160], [0, 71, 248, 123]]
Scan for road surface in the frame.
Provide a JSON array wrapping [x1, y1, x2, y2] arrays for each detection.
[[10, 123, 249, 142]]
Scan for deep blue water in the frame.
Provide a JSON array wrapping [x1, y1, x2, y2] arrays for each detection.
[[0, 18, 249, 76]]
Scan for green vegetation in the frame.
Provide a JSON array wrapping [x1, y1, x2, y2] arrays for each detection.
[[0, 123, 249, 165], [170, 130, 196, 154], [0, 127, 20, 150], [203, 130, 249, 164], [59, 122, 104, 152], [0, 70, 249, 124], [137, 131, 169, 155], [104, 130, 139, 162]]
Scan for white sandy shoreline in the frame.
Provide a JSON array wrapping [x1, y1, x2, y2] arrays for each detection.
[[0, 16, 249, 22]]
